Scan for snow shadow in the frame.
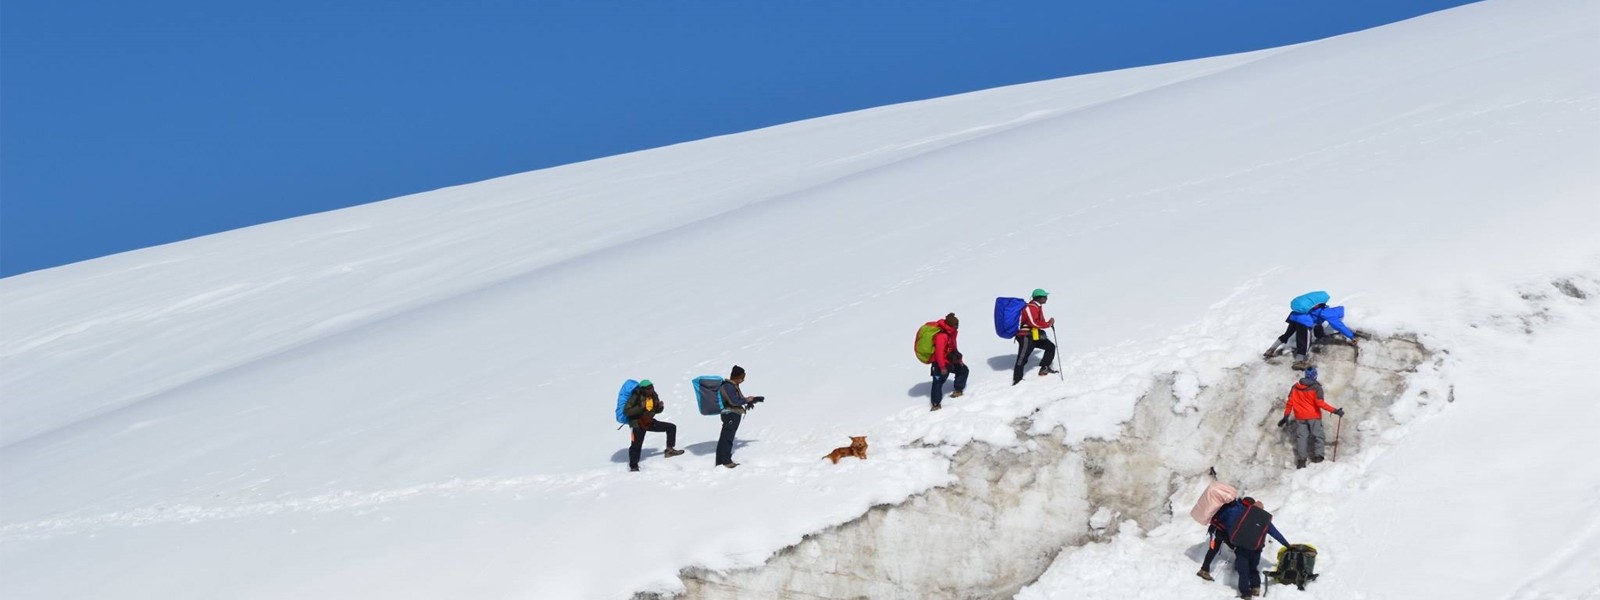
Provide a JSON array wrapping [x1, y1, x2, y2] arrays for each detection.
[[907, 380, 972, 399], [610, 447, 663, 464], [609, 440, 760, 462], [682, 439, 756, 457], [986, 354, 1018, 372]]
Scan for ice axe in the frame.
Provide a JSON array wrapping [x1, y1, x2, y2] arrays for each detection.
[[1331, 413, 1343, 462], [1051, 325, 1064, 381]]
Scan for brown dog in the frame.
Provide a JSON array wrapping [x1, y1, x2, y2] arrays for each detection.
[[822, 436, 868, 464]]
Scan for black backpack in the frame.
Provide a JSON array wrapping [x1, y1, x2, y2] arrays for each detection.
[[1267, 544, 1319, 591], [1228, 503, 1274, 551]]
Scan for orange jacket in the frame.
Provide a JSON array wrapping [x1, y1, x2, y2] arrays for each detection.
[[1283, 380, 1338, 420]]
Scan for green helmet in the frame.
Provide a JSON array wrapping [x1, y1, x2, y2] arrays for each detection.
[[1032, 288, 1049, 299], [638, 379, 653, 387]]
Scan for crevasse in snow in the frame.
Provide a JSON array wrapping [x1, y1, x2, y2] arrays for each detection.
[[641, 337, 1429, 599]]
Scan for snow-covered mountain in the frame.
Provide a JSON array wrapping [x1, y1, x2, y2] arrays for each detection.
[[3, 0, 1597, 598]]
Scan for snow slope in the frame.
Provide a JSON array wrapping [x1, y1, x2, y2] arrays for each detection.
[[3, 0, 1598, 598]]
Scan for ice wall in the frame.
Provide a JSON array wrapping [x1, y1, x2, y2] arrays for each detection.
[[640, 337, 1433, 599]]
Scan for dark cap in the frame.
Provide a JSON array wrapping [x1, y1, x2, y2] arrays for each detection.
[[730, 365, 745, 379]]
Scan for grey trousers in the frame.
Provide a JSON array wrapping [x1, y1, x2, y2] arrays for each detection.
[[1291, 419, 1327, 461]]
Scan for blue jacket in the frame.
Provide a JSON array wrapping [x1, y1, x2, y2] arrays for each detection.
[[1213, 501, 1290, 549], [1287, 305, 1354, 339], [719, 380, 750, 413]]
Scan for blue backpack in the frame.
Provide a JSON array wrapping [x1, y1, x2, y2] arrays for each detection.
[[1291, 291, 1331, 314], [692, 376, 726, 416], [994, 297, 1027, 339], [615, 380, 639, 424]]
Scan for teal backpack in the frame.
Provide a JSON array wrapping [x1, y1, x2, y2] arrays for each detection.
[[692, 376, 725, 416], [1291, 291, 1331, 314]]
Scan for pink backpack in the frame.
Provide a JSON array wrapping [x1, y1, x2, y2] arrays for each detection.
[[1190, 480, 1238, 525]]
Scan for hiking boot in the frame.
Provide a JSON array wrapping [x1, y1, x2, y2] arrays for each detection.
[[1291, 357, 1310, 370], [1012, 379, 1022, 386], [930, 404, 942, 412], [1252, 586, 1262, 596], [950, 390, 964, 398], [1039, 367, 1058, 377], [1196, 569, 1213, 581], [1295, 459, 1307, 469], [629, 465, 640, 472], [1263, 341, 1285, 359], [1311, 456, 1324, 463], [663, 448, 685, 458], [720, 462, 740, 469]]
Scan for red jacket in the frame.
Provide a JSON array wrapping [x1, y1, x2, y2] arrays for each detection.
[[1018, 301, 1052, 337], [1283, 380, 1338, 420], [933, 320, 960, 370]]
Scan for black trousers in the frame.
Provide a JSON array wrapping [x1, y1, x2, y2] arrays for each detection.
[[1276, 322, 1328, 356], [1233, 545, 1263, 596], [1201, 528, 1225, 571], [716, 411, 743, 465], [931, 362, 970, 407], [1014, 335, 1057, 382], [628, 419, 676, 469]]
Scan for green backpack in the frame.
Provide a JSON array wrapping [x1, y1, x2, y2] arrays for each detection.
[[1267, 544, 1319, 591], [914, 321, 941, 364]]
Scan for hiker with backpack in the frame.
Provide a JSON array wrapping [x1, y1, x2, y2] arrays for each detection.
[[1277, 367, 1344, 469], [1190, 474, 1236, 583], [918, 313, 968, 411], [1212, 497, 1291, 598], [714, 365, 763, 469], [1012, 289, 1059, 384], [621, 380, 684, 472], [1264, 291, 1357, 370]]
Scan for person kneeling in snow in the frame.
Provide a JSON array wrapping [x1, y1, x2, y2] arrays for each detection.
[[1277, 367, 1344, 469], [1265, 291, 1357, 370], [623, 380, 683, 472]]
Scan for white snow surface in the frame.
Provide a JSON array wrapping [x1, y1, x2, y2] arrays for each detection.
[[3, 0, 1599, 598]]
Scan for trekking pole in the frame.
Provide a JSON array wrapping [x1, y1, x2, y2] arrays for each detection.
[[1331, 414, 1344, 462], [1050, 325, 1064, 381]]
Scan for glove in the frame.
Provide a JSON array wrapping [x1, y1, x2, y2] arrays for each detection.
[[1334, 408, 1345, 417], [1277, 416, 1289, 428]]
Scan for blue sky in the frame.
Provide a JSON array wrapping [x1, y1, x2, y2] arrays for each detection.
[[1, 0, 1478, 276]]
